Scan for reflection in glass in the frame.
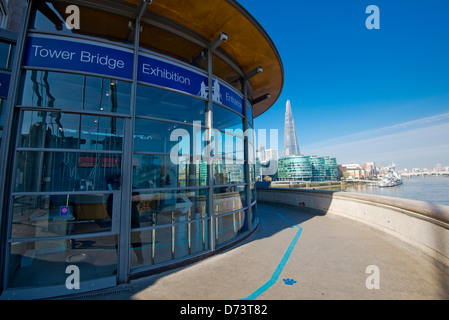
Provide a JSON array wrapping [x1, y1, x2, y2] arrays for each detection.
[[0, 99, 6, 147], [247, 103, 253, 125], [11, 193, 116, 238], [215, 210, 247, 246], [19, 111, 123, 151], [250, 184, 256, 204], [213, 186, 246, 215], [19, 70, 131, 114], [14, 151, 121, 192], [213, 160, 245, 185], [213, 104, 243, 133], [212, 130, 244, 161], [130, 220, 210, 269], [0, 41, 14, 70], [131, 189, 208, 228], [134, 118, 203, 154], [252, 204, 257, 225], [133, 154, 207, 189], [136, 85, 206, 125], [7, 235, 117, 289]]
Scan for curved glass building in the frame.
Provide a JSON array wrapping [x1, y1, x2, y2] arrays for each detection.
[[310, 156, 326, 182], [278, 155, 313, 181], [324, 156, 338, 181], [0, 0, 283, 299]]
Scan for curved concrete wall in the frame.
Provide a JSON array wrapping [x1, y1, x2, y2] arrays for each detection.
[[257, 188, 449, 268]]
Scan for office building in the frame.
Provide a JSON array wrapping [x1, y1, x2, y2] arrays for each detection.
[[282, 99, 300, 157]]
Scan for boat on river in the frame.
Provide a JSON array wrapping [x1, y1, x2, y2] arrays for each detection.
[[378, 171, 403, 187]]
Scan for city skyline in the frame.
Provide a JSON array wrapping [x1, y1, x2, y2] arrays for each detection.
[[242, 0, 449, 170]]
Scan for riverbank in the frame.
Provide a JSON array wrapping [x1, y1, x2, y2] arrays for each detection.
[[270, 176, 449, 207]]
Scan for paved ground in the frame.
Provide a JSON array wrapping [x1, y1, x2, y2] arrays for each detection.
[[81, 202, 449, 300]]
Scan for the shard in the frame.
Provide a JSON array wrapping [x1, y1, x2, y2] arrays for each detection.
[[283, 100, 300, 157]]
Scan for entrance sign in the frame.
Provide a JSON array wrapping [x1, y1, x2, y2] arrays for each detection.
[[138, 53, 208, 99], [22, 34, 133, 79], [23, 34, 245, 115]]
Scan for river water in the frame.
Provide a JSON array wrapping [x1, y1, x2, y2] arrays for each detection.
[[340, 176, 449, 207]]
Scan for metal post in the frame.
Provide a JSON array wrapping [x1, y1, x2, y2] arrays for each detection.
[[0, 0, 31, 294], [206, 47, 215, 252], [242, 78, 252, 232], [117, 0, 151, 284]]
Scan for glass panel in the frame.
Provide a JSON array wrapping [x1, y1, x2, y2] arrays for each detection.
[[29, 2, 134, 45], [136, 84, 206, 126], [19, 70, 131, 114], [131, 189, 208, 228], [134, 118, 204, 154], [7, 235, 117, 289], [14, 151, 121, 192], [215, 210, 247, 246], [0, 42, 14, 70], [0, 98, 5, 147], [212, 130, 244, 161], [133, 154, 207, 189], [213, 104, 243, 133], [213, 186, 246, 215], [250, 184, 256, 203], [250, 164, 256, 183], [130, 220, 210, 269], [11, 193, 116, 238], [251, 204, 257, 225], [19, 111, 123, 151], [212, 160, 245, 185], [247, 103, 253, 124]]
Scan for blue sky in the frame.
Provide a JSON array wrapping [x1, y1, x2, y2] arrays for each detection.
[[241, 0, 449, 169]]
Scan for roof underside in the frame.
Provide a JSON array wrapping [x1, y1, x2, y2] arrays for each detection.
[[121, 0, 284, 117]]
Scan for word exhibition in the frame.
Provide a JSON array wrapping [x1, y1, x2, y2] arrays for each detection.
[[23, 34, 245, 115]]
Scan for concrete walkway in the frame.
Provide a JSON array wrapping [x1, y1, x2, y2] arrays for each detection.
[[83, 202, 449, 300]]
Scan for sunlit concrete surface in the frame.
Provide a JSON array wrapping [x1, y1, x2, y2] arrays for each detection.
[[73, 202, 449, 300]]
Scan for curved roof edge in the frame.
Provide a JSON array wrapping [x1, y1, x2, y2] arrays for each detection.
[[122, 0, 284, 118]]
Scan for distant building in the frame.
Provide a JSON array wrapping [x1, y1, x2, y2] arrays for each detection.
[[283, 100, 300, 157], [278, 155, 312, 181], [324, 156, 338, 181], [265, 148, 278, 160], [310, 156, 326, 181], [341, 164, 367, 179], [361, 162, 377, 178]]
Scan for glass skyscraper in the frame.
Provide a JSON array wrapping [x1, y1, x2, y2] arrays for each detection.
[[282, 100, 300, 157]]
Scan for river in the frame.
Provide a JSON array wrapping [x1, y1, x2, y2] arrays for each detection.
[[340, 176, 449, 207]]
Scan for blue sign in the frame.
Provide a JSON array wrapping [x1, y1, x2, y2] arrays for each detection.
[[0, 72, 11, 98], [22, 35, 134, 80], [138, 54, 208, 99], [60, 206, 70, 217], [22, 34, 245, 115], [138, 54, 244, 114], [213, 77, 244, 115]]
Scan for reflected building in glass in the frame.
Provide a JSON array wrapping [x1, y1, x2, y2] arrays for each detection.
[[0, 0, 283, 299]]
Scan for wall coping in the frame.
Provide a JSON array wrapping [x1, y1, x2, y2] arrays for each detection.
[[257, 187, 449, 226]]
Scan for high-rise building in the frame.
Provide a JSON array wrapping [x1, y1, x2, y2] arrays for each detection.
[[283, 100, 300, 157], [278, 155, 313, 181]]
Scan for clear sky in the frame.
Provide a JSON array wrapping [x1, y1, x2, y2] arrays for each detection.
[[240, 0, 449, 170]]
